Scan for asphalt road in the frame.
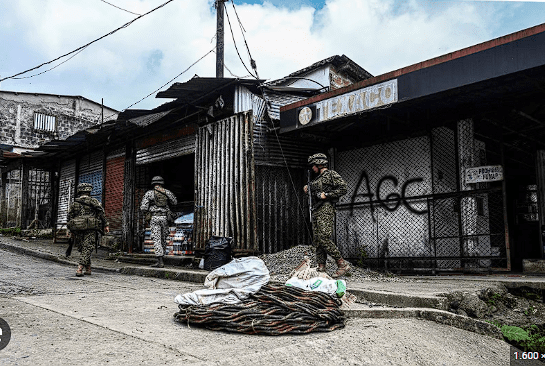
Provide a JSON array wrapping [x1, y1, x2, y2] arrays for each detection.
[[0, 249, 512, 366]]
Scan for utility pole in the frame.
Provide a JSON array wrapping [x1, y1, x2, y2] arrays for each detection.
[[215, 0, 228, 78]]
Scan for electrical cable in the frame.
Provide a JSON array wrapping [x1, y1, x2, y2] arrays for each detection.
[[223, 3, 258, 80], [0, 0, 175, 82], [122, 48, 216, 111], [99, 0, 142, 16], [231, 1, 259, 78], [12, 46, 89, 80], [211, 49, 251, 78], [252, 81, 314, 240], [272, 124, 314, 239]]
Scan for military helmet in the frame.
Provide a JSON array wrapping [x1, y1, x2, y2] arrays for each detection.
[[77, 182, 93, 194], [151, 176, 164, 186], [308, 153, 328, 166]]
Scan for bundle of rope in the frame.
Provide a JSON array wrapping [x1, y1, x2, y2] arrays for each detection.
[[173, 284, 345, 335]]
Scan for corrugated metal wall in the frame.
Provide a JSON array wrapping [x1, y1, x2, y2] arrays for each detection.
[[194, 112, 258, 252], [135, 135, 196, 165], [79, 150, 104, 203], [255, 165, 311, 253], [253, 122, 323, 168], [56, 159, 76, 228], [252, 118, 321, 253]]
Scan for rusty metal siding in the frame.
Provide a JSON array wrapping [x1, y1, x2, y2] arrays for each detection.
[[135, 135, 196, 165], [56, 159, 76, 228], [194, 112, 258, 252]]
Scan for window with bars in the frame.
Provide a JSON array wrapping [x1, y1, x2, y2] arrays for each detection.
[[33, 112, 56, 132]]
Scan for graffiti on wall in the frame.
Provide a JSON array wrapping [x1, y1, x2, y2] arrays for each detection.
[[348, 170, 428, 221]]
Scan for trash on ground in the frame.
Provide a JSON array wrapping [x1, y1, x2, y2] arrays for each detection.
[[174, 256, 269, 306]]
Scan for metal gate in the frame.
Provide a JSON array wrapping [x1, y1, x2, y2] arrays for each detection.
[[27, 168, 51, 228], [335, 122, 508, 272], [255, 165, 311, 254]]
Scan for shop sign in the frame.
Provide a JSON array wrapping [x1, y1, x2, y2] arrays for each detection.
[[307, 79, 398, 125], [465, 165, 503, 184]]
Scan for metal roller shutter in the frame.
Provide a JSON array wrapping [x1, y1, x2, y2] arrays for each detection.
[[79, 150, 104, 203], [56, 159, 76, 228], [136, 135, 196, 166]]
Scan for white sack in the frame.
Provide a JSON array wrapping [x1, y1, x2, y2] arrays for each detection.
[[174, 256, 270, 306], [285, 277, 346, 298]]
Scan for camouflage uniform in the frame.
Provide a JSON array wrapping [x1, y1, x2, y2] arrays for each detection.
[[67, 184, 108, 272], [140, 178, 177, 258], [308, 168, 348, 265]]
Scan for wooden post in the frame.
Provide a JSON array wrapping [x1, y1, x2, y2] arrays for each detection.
[[215, 0, 228, 78]]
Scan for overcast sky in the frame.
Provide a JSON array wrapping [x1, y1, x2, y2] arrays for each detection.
[[1, 0, 544, 113]]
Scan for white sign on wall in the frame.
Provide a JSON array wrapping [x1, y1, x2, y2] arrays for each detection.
[[465, 165, 503, 184], [313, 79, 398, 124]]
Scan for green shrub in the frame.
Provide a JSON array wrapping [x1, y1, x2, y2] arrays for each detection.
[[502, 324, 545, 353], [0, 227, 21, 236]]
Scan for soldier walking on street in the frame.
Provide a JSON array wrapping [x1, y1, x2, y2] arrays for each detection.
[[140, 176, 177, 268], [67, 183, 109, 277], [304, 153, 351, 278]]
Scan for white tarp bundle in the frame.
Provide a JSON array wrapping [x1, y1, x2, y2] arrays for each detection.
[[285, 277, 347, 298], [174, 256, 270, 306]]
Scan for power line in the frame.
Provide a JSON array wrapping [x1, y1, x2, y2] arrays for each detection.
[[99, 0, 142, 16], [122, 48, 216, 111], [223, 2, 258, 79], [12, 46, 89, 80], [0, 0, 175, 82], [231, 1, 259, 78]]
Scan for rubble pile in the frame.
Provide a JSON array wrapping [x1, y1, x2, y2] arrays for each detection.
[[259, 245, 411, 283]]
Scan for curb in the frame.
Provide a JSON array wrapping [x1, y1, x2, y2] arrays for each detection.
[[343, 307, 503, 339], [0, 242, 120, 274], [119, 266, 208, 283], [349, 288, 449, 311]]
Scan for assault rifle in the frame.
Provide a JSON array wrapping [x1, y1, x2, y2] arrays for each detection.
[[65, 234, 74, 257], [307, 169, 313, 222]]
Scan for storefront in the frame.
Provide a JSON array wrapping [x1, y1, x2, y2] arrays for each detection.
[[280, 24, 545, 272]]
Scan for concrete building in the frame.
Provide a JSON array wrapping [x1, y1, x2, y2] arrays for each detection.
[[0, 91, 118, 229]]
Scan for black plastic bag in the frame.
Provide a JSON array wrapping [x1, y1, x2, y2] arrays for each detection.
[[203, 236, 233, 271]]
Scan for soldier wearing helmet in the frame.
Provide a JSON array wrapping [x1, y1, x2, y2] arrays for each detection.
[[140, 176, 177, 268], [303, 153, 351, 278], [67, 183, 109, 277]]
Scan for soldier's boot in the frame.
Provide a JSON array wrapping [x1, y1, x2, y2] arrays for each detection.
[[84, 265, 92, 275], [317, 263, 326, 272], [76, 265, 84, 277], [332, 258, 351, 278], [151, 256, 164, 268]]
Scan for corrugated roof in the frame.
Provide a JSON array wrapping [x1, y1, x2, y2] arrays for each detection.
[[128, 110, 174, 127], [262, 90, 309, 121], [155, 77, 263, 100], [266, 55, 373, 86]]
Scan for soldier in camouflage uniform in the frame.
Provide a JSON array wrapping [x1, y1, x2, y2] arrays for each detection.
[[140, 176, 177, 268], [67, 183, 109, 277], [304, 153, 351, 278]]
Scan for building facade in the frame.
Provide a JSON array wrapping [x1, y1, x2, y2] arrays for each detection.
[[0, 91, 118, 229]]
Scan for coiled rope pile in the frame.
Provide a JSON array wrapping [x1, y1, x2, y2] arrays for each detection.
[[173, 284, 345, 335]]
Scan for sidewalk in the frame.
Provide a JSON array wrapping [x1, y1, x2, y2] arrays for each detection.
[[2, 234, 545, 340]]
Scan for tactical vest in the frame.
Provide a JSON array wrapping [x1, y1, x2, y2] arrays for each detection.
[[68, 199, 102, 232], [154, 189, 169, 208]]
